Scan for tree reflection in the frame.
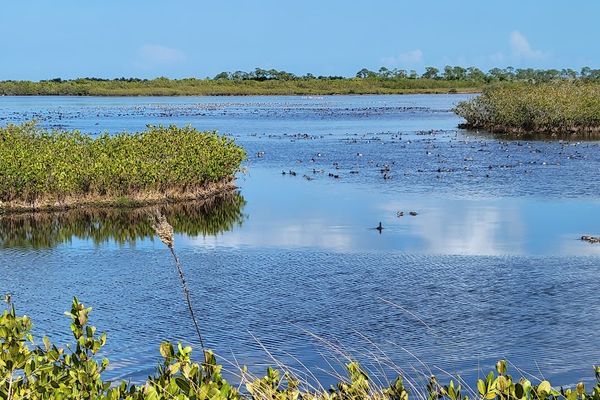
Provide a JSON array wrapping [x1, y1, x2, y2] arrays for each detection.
[[0, 193, 246, 249]]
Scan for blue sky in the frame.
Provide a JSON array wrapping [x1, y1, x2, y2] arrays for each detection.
[[1, 0, 598, 80]]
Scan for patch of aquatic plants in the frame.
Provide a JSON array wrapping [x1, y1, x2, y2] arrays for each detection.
[[1, 299, 599, 399], [0, 123, 246, 209], [454, 82, 600, 134], [0, 193, 245, 249]]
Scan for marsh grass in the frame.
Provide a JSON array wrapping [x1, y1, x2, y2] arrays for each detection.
[[454, 82, 600, 135], [0, 78, 481, 96], [0, 123, 246, 210]]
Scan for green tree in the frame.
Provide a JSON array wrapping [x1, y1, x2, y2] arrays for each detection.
[[466, 67, 486, 81], [213, 72, 230, 80], [356, 68, 377, 78], [422, 67, 439, 79]]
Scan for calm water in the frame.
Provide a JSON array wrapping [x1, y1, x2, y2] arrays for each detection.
[[0, 95, 599, 386]]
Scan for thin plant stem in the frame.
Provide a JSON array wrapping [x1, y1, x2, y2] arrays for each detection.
[[152, 212, 206, 351], [168, 244, 206, 351]]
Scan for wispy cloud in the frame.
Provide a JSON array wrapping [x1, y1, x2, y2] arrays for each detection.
[[510, 31, 545, 59], [137, 44, 186, 65], [381, 49, 423, 66]]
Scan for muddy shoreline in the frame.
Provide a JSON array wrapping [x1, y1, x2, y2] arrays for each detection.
[[0, 178, 238, 214]]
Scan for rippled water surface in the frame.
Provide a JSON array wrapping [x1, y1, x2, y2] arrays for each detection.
[[1, 95, 599, 386]]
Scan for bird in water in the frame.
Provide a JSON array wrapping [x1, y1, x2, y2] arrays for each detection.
[[375, 222, 383, 233]]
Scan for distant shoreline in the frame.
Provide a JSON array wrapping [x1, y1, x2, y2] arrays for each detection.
[[0, 77, 483, 96], [2, 66, 597, 96], [0, 89, 482, 97]]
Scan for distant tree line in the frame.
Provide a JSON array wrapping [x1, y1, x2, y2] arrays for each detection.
[[211, 66, 600, 83], [41, 77, 150, 83], [212, 68, 345, 81], [23, 66, 599, 85]]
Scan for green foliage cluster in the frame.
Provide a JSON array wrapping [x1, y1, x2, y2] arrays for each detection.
[[454, 82, 600, 134], [0, 193, 246, 249], [0, 123, 245, 207], [1, 299, 600, 399]]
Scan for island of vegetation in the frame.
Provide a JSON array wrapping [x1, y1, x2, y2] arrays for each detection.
[[1, 299, 600, 399], [1, 66, 599, 96], [454, 81, 600, 135], [0, 123, 246, 211]]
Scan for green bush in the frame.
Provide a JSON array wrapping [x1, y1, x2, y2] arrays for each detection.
[[0, 123, 246, 207], [454, 82, 600, 134], [1, 299, 599, 399]]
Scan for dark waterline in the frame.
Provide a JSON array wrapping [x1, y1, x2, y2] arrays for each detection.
[[0, 94, 599, 386]]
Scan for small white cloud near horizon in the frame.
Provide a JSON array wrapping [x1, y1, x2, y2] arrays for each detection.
[[381, 49, 423, 66], [137, 44, 186, 65], [510, 31, 545, 59]]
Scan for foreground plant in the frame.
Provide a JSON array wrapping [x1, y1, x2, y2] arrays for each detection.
[[151, 212, 206, 350], [1, 299, 599, 399]]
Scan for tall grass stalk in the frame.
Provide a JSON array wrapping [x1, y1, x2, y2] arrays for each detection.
[[151, 212, 206, 351]]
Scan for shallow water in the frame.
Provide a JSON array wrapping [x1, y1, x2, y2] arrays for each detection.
[[0, 95, 599, 386]]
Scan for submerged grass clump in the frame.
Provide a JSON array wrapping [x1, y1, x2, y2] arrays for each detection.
[[0, 123, 246, 210], [1, 299, 599, 399], [454, 82, 600, 135]]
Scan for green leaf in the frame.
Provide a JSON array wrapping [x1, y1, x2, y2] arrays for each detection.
[[175, 377, 190, 393], [537, 381, 552, 395], [515, 383, 524, 399], [477, 379, 486, 396], [159, 342, 173, 359]]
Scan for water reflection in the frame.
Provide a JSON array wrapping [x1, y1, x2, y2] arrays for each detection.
[[467, 129, 600, 142], [0, 193, 246, 249]]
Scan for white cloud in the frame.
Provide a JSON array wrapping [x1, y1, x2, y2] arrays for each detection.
[[509, 31, 544, 59], [137, 44, 186, 65], [381, 49, 423, 66]]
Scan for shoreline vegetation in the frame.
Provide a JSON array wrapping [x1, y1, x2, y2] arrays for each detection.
[[1, 66, 599, 96], [0, 123, 246, 212], [454, 82, 600, 135], [2, 299, 600, 400]]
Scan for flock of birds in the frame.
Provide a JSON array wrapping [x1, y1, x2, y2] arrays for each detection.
[[251, 129, 600, 235]]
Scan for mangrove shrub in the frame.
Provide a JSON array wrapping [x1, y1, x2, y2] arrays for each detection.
[[1, 299, 599, 399], [454, 82, 600, 134], [0, 123, 246, 208]]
